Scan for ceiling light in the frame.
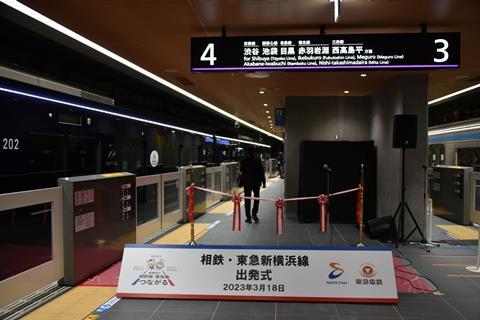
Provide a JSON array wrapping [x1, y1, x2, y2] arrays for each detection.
[[216, 135, 271, 148], [266, 110, 270, 114], [1, 1, 284, 142], [329, 0, 342, 23], [428, 83, 480, 106], [263, 103, 268, 106], [428, 123, 480, 136], [244, 71, 270, 79], [360, 73, 367, 77], [344, 90, 350, 94], [259, 90, 265, 94], [268, 116, 271, 119]]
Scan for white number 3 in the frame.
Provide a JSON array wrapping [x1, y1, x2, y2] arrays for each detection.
[[200, 43, 217, 66], [434, 39, 449, 63]]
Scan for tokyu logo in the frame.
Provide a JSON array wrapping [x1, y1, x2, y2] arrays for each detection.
[[328, 262, 344, 279], [359, 263, 377, 278]]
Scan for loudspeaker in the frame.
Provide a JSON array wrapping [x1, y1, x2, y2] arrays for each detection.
[[366, 216, 395, 240], [393, 114, 417, 148]]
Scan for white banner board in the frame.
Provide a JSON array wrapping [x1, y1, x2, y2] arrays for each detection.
[[117, 244, 398, 303]]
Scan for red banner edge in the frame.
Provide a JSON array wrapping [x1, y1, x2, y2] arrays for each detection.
[[116, 293, 398, 304]]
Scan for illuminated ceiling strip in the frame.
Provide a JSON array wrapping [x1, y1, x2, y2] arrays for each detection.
[[0, 86, 272, 148], [428, 83, 480, 106], [1, 0, 283, 142], [216, 135, 271, 148], [428, 123, 480, 136], [329, 0, 342, 23], [0, 86, 213, 137]]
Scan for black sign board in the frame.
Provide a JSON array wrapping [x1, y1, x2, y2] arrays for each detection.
[[191, 33, 460, 72]]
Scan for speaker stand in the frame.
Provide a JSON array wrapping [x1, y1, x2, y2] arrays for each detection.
[[392, 147, 427, 249]]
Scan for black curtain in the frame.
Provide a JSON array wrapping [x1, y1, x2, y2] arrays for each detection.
[[298, 141, 376, 223]]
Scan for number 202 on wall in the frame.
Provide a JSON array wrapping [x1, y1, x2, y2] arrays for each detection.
[[2, 138, 20, 150]]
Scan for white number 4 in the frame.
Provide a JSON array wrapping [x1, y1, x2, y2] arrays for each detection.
[[200, 43, 217, 66], [434, 39, 449, 63]]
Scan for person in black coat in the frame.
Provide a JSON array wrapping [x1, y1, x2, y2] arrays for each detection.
[[239, 148, 266, 223]]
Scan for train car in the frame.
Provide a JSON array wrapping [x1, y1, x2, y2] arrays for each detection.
[[0, 76, 272, 195]]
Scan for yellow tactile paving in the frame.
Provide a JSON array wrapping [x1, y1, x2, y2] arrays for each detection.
[[151, 223, 210, 244], [436, 224, 479, 240], [22, 286, 116, 320], [207, 179, 279, 215], [208, 200, 242, 214]]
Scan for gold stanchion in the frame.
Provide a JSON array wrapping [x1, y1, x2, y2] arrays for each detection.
[[357, 164, 365, 247], [187, 167, 196, 245]]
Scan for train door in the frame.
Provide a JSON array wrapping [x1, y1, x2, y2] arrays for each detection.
[[25, 133, 67, 192], [66, 135, 98, 176]]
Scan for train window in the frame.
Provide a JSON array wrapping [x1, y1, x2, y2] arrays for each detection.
[[136, 184, 158, 225], [164, 180, 180, 215], [457, 147, 480, 171], [0, 202, 52, 281]]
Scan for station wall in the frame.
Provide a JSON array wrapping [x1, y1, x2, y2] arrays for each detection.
[[371, 75, 428, 239], [285, 75, 428, 239], [284, 96, 371, 215]]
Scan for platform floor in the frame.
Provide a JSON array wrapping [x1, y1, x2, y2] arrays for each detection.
[[24, 178, 480, 320]]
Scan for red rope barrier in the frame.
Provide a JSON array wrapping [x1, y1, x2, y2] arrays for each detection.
[[186, 184, 360, 235]]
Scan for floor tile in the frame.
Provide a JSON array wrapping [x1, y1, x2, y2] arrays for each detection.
[[159, 299, 219, 313], [445, 298, 480, 320], [109, 298, 163, 312], [151, 311, 213, 320], [216, 300, 275, 314], [395, 297, 463, 319], [98, 310, 153, 320], [334, 303, 400, 318], [277, 315, 339, 320], [213, 313, 274, 320], [276, 302, 337, 315]]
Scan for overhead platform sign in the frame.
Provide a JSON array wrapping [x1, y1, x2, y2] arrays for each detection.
[[117, 244, 398, 303], [191, 33, 460, 72]]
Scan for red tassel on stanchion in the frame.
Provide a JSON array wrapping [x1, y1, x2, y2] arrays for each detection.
[[275, 198, 285, 235], [187, 183, 196, 245], [318, 195, 329, 232], [232, 193, 242, 231], [356, 188, 361, 225], [188, 184, 195, 224]]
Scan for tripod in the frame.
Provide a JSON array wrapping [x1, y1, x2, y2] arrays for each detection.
[[392, 147, 426, 248]]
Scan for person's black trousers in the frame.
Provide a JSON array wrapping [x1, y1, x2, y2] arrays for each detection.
[[243, 185, 260, 220]]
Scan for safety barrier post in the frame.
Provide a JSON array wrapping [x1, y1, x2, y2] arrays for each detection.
[[357, 164, 365, 247], [187, 183, 196, 245], [275, 198, 285, 235], [466, 225, 480, 273], [232, 192, 242, 231]]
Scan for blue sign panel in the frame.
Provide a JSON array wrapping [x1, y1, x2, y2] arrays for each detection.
[[275, 108, 286, 126]]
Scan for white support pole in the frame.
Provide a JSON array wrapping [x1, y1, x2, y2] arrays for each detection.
[[466, 225, 480, 273]]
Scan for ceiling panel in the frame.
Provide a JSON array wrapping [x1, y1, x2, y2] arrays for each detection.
[[18, 0, 480, 137]]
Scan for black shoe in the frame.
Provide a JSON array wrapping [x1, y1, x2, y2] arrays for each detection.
[[252, 215, 260, 223], [245, 219, 252, 224]]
